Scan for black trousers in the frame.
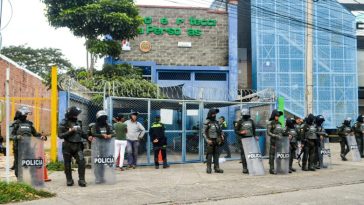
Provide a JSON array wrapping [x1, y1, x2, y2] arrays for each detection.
[[289, 142, 297, 169], [340, 137, 350, 157], [238, 138, 248, 169], [62, 141, 85, 181], [154, 146, 167, 166], [302, 139, 316, 169], [269, 142, 276, 170], [206, 139, 220, 169], [355, 136, 363, 157]]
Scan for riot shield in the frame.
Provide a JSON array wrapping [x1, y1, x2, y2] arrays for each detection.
[[274, 137, 290, 174], [320, 137, 331, 168], [346, 134, 361, 162], [241, 137, 265, 176], [92, 137, 116, 184], [17, 136, 44, 188]]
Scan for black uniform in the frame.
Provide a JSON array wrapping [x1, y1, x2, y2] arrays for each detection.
[[315, 115, 328, 168], [353, 115, 364, 158], [301, 114, 317, 171], [58, 107, 88, 187], [149, 117, 169, 169], [203, 108, 223, 174], [234, 115, 256, 174], [11, 118, 41, 178], [284, 118, 298, 172], [90, 117, 114, 184], [337, 119, 352, 161], [267, 109, 283, 174]]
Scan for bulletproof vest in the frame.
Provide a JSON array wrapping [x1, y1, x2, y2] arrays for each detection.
[[66, 121, 83, 143], [287, 128, 298, 143], [15, 121, 33, 136], [360, 123, 364, 132], [273, 123, 284, 136], [100, 127, 107, 134], [305, 125, 317, 139], [206, 120, 221, 139], [239, 120, 253, 136], [343, 126, 352, 136]]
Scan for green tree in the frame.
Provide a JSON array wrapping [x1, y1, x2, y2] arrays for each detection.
[[1, 45, 73, 78], [64, 64, 159, 103], [42, 0, 143, 58]]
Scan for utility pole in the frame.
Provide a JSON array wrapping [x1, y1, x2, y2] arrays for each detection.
[[305, 0, 314, 116], [5, 66, 10, 183]]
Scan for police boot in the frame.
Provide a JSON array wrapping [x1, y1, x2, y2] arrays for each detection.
[[269, 169, 276, 175], [64, 165, 74, 186], [66, 173, 74, 186], [301, 161, 308, 171], [163, 160, 170, 169], [242, 168, 249, 174], [341, 154, 348, 161], [206, 154, 212, 174], [155, 161, 159, 169], [214, 165, 224, 173]]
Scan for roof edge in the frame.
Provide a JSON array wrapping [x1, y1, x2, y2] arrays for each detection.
[[0, 54, 43, 81]]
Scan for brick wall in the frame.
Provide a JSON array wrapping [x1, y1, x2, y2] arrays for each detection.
[[119, 6, 229, 66], [0, 55, 51, 136]]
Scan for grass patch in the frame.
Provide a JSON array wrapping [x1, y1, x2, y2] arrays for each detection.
[[46, 161, 65, 171], [0, 181, 55, 204]]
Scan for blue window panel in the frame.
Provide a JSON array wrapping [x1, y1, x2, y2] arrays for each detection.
[[279, 59, 289, 72], [290, 60, 304, 72], [252, 0, 358, 128]]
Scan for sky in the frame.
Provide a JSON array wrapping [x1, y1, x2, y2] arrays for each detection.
[[0, 0, 213, 70], [1, 0, 362, 70]]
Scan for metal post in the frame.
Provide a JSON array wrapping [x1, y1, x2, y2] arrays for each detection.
[[51, 66, 58, 162], [199, 101, 204, 161], [305, 0, 314, 116], [147, 99, 151, 164], [5, 65, 10, 183], [182, 102, 187, 162]]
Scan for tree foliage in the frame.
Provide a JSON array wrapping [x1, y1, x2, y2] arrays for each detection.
[[1, 45, 73, 78], [42, 0, 143, 58], [68, 64, 159, 99]]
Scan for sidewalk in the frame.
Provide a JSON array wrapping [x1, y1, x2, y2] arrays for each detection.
[[3, 143, 364, 205]]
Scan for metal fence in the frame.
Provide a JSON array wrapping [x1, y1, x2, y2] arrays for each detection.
[[107, 97, 275, 165]]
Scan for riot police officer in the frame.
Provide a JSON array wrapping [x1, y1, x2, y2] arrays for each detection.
[[338, 118, 353, 161], [353, 115, 364, 158], [315, 115, 328, 168], [90, 110, 115, 184], [301, 114, 317, 171], [267, 109, 283, 175], [11, 107, 46, 179], [234, 108, 256, 174], [58, 106, 90, 187], [203, 108, 224, 174], [285, 118, 297, 173], [10, 111, 21, 170]]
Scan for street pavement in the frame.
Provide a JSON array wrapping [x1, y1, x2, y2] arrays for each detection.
[[1, 143, 364, 205]]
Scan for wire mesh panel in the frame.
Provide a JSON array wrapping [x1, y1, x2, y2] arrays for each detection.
[[111, 98, 149, 164], [110, 97, 275, 164], [150, 100, 183, 163], [185, 103, 202, 162]]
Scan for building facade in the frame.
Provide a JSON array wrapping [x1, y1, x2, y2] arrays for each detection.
[[251, 0, 358, 128], [106, 4, 239, 101]]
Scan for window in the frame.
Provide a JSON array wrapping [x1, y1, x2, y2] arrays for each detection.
[[158, 72, 191, 80], [195, 73, 226, 81]]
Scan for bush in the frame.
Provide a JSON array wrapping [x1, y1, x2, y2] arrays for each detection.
[[46, 161, 65, 171], [0, 181, 55, 204]]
